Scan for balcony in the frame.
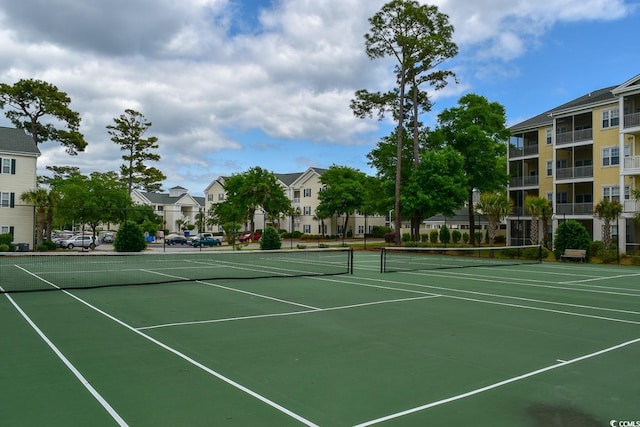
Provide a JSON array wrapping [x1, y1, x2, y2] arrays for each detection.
[[624, 199, 639, 213], [556, 128, 593, 146], [624, 112, 640, 129], [510, 175, 539, 188], [509, 144, 539, 158], [556, 165, 593, 180], [556, 203, 593, 215], [623, 155, 640, 175]]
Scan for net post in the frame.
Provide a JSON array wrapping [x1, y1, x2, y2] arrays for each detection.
[[380, 248, 385, 273], [538, 244, 542, 264], [349, 247, 354, 274]]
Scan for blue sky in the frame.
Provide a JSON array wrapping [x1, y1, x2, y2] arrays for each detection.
[[0, 0, 639, 195]]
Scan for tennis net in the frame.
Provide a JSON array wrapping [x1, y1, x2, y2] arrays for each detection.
[[380, 245, 542, 273], [0, 247, 354, 293]]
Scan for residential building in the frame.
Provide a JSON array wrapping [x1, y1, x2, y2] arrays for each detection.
[[204, 167, 387, 237], [0, 127, 40, 247], [131, 186, 204, 235], [507, 74, 640, 253]]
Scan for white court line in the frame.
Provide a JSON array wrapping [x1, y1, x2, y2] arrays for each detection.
[[2, 279, 128, 426], [354, 336, 640, 426], [560, 272, 640, 285], [14, 267, 319, 427], [138, 294, 440, 330]]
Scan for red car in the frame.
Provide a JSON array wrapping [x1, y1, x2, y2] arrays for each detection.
[[238, 232, 261, 242]]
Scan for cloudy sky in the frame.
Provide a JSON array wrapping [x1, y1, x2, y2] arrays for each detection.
[[1, 0, 639, 195]]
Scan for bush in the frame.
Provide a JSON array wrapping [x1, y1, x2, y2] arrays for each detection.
[[462, 232, 470, 244], [599, 249, 618, 264], [0, 233, 13, 245], [260, 227, 282, 250], [114, 221, 147, 252], [494, 235, 506, 244], [590, 241, 604, 257], [0, 244, 9, 252], [38, 240, 57, 251], [452, 230, 461, 244], [429, 230, 438, 244], [371, 226, 391, 238], [384, 232, 395, 243], [439, 225, 451, 244], [402, 233, 411, 242], [553, 220, 591, 261]]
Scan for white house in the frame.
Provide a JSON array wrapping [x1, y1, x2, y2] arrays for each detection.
[[0, 127, 40, 247], [131, 186, 204, 235]]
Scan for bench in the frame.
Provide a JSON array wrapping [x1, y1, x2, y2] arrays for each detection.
[[561, 249, 586, 262]]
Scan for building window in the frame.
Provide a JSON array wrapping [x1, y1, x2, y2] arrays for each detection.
[[546, 129, 552, 145], [0, 192, 14, 208], [358, 225, 364, 235], [303, 188, 311, 197], [303, 206, 311, 215], [602, 147, 619, 166], [0, 158, 15, 174], [603, 186, 620, 202], [1, 225, 10, 234], [602, 109, 620, 128], [303, 224, 311, 233], [546, 160, 553, 177], [546, 192, 553, 203], [218, 193, 225, 201], [207, 194, 213, 201]]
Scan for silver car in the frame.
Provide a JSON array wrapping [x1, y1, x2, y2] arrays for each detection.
[[61, 235, 98, 250]]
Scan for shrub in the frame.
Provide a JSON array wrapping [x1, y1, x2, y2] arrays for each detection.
[[0, 233, 13, 245], [475, 232, 483, 245], [599, 249, 618, 264], [439, 225, 451, 244], [590, 241, 604, 257], [384, 232, 395, 243], [462, 232, 470, 244], [371, 226, 391, 238], [494, 235, 506, 244], [402, 233, 411, 242], [38, 240, 57, 251], [429, 230, 438, 244], [260, 227, 282, 250], [420, 233, 429, 242], [0, 244, 9, 252], [452, 230, 461, 244], [553, 220, 591, 261], [114, 221, 147, 252]]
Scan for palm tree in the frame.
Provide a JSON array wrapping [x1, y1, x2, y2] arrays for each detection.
[[633, 189, 640, 226], [594, 198, 623, 250], [20, 188, 50, 246], [476, 191, 512, 245], [525, 196, 552, 247]]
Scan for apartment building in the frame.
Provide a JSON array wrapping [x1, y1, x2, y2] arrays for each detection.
[[131, 186, 205, 234], [507, 74, 640, 253], [0, 127, 40, 246], [204, 167, 386, 237]]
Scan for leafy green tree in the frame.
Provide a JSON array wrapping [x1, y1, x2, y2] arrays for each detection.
[[114, 221, 147, 252], [222, 167, 292, 233], [434, 94, 510, 245], [260, 227, 282, 250], [52, 172, 132, 239], [0, 79, 87, 154], [107, 109, 166, 193], [525, 196, 552, 247], [554, 220, 591, 261], [476, 191, 512, 245], [317, 166, 369, 238], [352, 0, 457, 244], [402, 146, 467, 240], [593, 198, 622, 250]]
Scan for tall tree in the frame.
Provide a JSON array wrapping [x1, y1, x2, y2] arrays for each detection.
[[476, 191, 512, 245], [107, 109, 166, 193], [352, 0, 457, 244], [0, 79, 87, 154], [434, 94, 510, 245], [594, 198, 623, 250], [316, 166, 369, 237]]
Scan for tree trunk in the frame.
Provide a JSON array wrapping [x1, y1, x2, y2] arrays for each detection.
[[468, 191, 476, 245]]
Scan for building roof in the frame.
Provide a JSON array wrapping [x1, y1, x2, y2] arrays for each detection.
[[509, 85, 618, 132], [0, 127, 40, 155], [425, 208, 489, 224]]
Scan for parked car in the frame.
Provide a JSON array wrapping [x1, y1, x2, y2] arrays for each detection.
[[52, 233, 73, 248], [101, 232, 115, 244], [61, 235, 98, 250], [191, 237, 222, 247], [165, 234, 188, 245], [238, 231, 261, 243]]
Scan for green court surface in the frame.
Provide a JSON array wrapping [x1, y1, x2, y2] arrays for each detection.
[[1, 250, 639, 426]]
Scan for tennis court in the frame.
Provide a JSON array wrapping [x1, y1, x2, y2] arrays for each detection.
[[1, 248, 639, 426]]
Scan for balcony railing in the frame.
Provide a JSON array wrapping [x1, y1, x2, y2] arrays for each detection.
[[509, 144, 539, 158], [556, 128, 593, 145], [624, 112, 640, 128], [509, 175, 539, 187], [556, 165, 593, 180], [624, 199, 639, 213], [624, 155, 640, 172], [556, 203, 593, 215]]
